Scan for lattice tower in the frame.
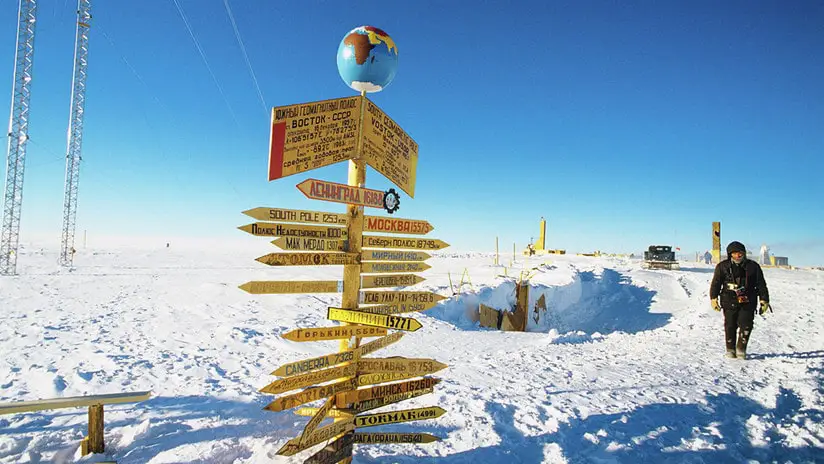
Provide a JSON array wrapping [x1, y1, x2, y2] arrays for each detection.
[[58, 0, 91, 268], [0, 0, 38, 276]]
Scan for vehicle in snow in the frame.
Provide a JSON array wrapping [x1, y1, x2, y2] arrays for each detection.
[[642, 245, 680, 270]]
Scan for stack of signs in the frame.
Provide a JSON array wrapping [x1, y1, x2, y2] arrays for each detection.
[[235, 94, 453, 462]]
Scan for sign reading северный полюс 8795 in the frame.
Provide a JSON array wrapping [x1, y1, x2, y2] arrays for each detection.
[[268, 96, 360, 181]]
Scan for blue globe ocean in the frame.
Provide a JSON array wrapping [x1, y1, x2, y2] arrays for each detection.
[[336, 26, 399, 93]]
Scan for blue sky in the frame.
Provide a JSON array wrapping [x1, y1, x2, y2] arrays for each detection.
[[1, 0, 822, 265]]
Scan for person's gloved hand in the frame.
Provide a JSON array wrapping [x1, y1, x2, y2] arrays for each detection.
[[760, 300, 770, 315], [711, 299, 720, 312]]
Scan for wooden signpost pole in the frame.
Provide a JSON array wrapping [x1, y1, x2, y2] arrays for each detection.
[[335, 92, 368, 464]]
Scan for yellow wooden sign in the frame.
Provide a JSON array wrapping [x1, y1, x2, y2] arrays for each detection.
[[238, 280, 342, 294], [328, 308, 422, 332], [272, 347, 361, 377], [297, 178, 388, 210], [361, 250, 431, 262], [352, 432, 440, 444], [282, 325, 387, 342], [294, 407, 353, 418], [264, 378, 357, 412], [277, 418, 355, 456], [361, 98, 419, 198], [304, 432, 354, 464], [243, 207, 348, 225], [359, 331, 404, 356], [256, 252, 360, 266], [362, 235, 449, 250], [341, 377, 441, 404], [260, 364, 357, 395], [356, 303, 430, 315], [300, 397, 335, 446], [358, 357, 448, 376], [239, 222, 347, 240], [362, 216, 431, 235], [361, 274, 426, 289], [361, 262, 431, 273], [355, 406, 446, 428], [271, 236, 348, 252], [349, 387, 434, 415], [268, 96, 360, 182], [357, 371, 418, 387], [360, 290, 446, 306]]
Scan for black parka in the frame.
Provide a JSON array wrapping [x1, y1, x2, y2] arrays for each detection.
[[710, 258, 770, 310]]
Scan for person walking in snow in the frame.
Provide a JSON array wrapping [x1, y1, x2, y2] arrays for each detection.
[[709, 241, 770, 359], [704, 250, 712, 264]]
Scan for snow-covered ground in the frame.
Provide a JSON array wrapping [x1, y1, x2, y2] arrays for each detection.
[[1, 244, 822, 463]]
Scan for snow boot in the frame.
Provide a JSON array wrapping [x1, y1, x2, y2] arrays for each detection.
[[725, 350, 736, 359], [736, 350, 747, 360]]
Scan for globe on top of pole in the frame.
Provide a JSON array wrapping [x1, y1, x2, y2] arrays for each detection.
[[336, 26, 399, 93]]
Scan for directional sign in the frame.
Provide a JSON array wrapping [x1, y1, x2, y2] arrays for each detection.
[[238, 280, 342, 294], [361, 250, 431, 262], [264, 378, 357, 412], [256, 252, 360, 266], [353, 432, 440, 444], [349, 387, 434, 415], [358, 357, 448, 376], [260, 364, 357, 395], [363, 216, 432, 235], [359, 331, 404, 356], [271, 236, 348, 252], [268, 96, 360, 182], [361, 262, 431, 273], [362, 98, 419, 198], [239, 222, 347, 240], [361, 274, 426, 289], [328, 308, 422, 332], [357, 371, 419, 387], [356, 303, 428, 315], [282, 325, 387, 342], [360, 291, 446, 307], [341, 377, 441, 404], [294, 407, 353, 418], [243, 207, 348, 226], [363, 235, 449, 250], [297, 178, 392, 210], [355, 406, 446, 428], [300, 397, 334, 446], [277, 418, 355, 456], [304, 432, 354, 464], [272, 347, 361, 377]]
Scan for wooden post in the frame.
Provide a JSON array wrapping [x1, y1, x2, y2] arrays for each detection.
[[335, 91, 368, 462], [712, 221, 721, 264], [86, 404, 104, 454], [494, 237, 499, 265]]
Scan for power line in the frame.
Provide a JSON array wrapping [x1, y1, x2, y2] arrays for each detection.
[[170, 0, 240, 129], [222, 0, 268, 119]]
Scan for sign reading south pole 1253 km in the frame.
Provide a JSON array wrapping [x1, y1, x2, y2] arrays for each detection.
[[269, 96, 361, 181], [362, 98, 419, 197]]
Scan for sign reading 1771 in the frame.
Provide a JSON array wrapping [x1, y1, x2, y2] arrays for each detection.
[[268, 95, 419, 198]]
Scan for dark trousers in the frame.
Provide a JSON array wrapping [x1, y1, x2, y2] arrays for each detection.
[[723, 306, 755, 351]]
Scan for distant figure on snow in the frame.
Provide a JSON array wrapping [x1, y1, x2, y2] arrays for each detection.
[[703, 250, 712, 264], [709, 241, 770, 360]]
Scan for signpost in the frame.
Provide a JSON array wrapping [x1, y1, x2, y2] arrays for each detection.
[[361, 99, 419, 198], [239, 29, 449, 462], [297, 178, 399, 213], [238, 280, 342, 294], [328, 307, 423, 332], [271, 236, 348, 252]]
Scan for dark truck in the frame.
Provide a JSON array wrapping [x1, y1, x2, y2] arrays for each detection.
[[643, 245, 680, 270]]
